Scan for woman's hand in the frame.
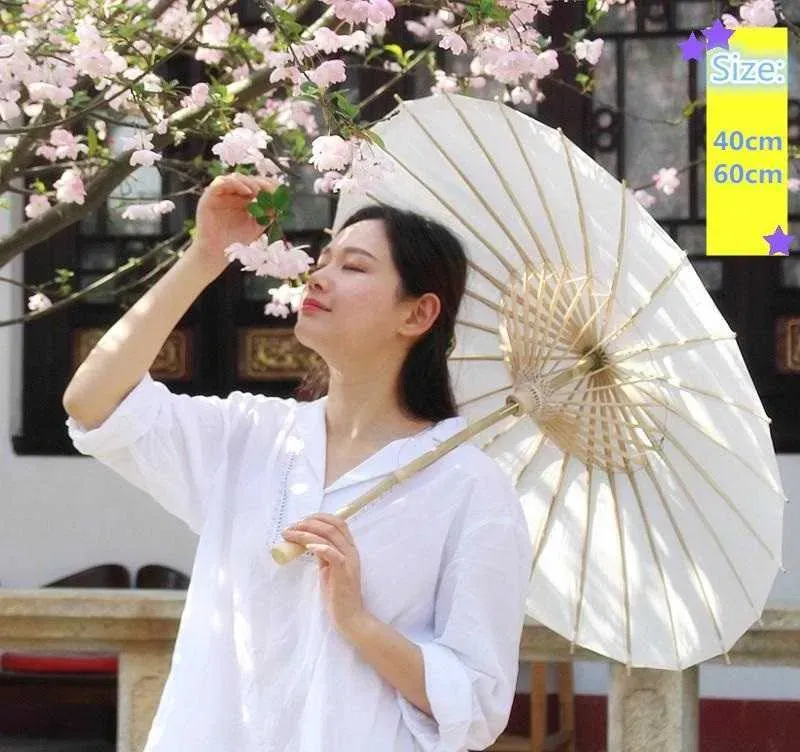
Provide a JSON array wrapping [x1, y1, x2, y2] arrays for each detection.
[[282, 513, 369, 640], [188, 173, 281, 278]]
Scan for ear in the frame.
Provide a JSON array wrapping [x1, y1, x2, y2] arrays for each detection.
[[399, 292, 441, 339]]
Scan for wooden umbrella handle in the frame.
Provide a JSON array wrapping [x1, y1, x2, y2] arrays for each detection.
[[270, 540, 307, 565], [269, 401, 520, 567]]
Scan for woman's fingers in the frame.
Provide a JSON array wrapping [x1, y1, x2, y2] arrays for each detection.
[[285, 516, 354, 554]]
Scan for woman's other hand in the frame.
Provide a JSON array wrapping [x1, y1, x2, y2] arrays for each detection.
[[188, 173, 281, 278]]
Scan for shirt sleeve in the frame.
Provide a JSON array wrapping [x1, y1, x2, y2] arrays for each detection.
[[65, 372, 291, 535], [397, 466, 534, 751]]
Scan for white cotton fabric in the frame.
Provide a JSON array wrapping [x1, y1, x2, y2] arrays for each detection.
[[65, 373, 534, 752]]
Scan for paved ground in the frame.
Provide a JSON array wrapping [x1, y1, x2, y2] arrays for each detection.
[[0, 737, 114, 751]]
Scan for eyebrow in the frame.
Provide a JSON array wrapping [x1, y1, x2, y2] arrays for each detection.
[[317, 244, 378, 262]]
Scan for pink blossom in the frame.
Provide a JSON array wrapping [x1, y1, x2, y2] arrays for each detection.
[[740, 0, 777, 26], [196, 15, 232, 65], [35, 128, 89, 162], [329, 0, 394, 25], [653, 167, 680, 196], [27, 82, 72, 107], [788, 178, 800, 192], [268, 282, 304, 313], [436, 29, 468, 55], [404, 11, 445, 40], [431, 70, 459, 94], [0, 96, 22, 123], [249, 28, 276, 56], [224, 237, 314, 279], [211, 127, 271, 166], [509, 86, 532, 105], [308, 59, 347, 89], [264, 300, 292, 318], [312, 28, 345, 54], [53, 168, 86, 205], [575, 39, 604, 65], [181, 83, 210, 109], [269, 66, 303, 86], [310, 135, 353, 171], [634, 190, 656, 209], [27, 292, 52, 312], [130, 149, 161, 167], [532, 49, 559, 79], [121, 200, 176, 221], [313, 171, 344, 194], [339, 31, 370, 53], [25, 194, 51, 219]]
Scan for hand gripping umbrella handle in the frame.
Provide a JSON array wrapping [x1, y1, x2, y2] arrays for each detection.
[[269, 399, 522, 567]]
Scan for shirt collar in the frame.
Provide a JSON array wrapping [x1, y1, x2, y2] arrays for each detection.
[[293, 395, 468, 494]]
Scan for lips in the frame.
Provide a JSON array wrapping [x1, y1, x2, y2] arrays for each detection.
[[301, 300, 329, 311]]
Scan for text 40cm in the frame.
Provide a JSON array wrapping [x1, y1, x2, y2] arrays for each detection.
[[713, 130, 783, 151]]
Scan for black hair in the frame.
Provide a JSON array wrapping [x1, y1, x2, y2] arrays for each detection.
[[295, 204, 468, 423]]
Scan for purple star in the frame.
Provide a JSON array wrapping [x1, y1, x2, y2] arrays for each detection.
[[702, 19, 735, 50], [679, 31, 705, 62], [764, 226, 796, 255]]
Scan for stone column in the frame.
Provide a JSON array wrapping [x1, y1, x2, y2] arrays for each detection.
[[607, 665, 699, 752], [117, 642, 172, 752]]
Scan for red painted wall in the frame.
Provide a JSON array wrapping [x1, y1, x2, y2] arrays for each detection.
[[506, 693, 800, 752]]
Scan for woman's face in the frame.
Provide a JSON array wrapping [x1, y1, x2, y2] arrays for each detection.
[[294, 218, 439, 366]]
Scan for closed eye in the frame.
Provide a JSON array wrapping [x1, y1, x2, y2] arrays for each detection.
[[313, 263, 365, 272]]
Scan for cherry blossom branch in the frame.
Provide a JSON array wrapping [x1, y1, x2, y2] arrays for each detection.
[[0, 63, 279, 266], [0, 231, 191, 328], [0, 0, 239, 138]]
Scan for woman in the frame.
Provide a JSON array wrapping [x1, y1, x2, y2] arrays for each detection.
[[63, 173, 534, 752]]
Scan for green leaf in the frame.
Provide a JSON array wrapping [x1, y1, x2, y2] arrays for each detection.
[[384, 43, 406, 66], [272, 185, 291, 210], [248, 203, 267, 221], [365, 130, 385, 149]]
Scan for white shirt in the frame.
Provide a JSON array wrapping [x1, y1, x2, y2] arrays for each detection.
[[66, 373, 534, 752]]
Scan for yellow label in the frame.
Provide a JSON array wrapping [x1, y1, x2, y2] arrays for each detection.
[[706, 27, 788, 256]]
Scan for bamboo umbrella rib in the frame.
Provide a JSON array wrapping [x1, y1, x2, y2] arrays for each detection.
[[608, 388, 683, 666], [536, 275, 592, 373], [639, 436, 760, 619], [456, 317, 499, 336], [558, 129, 598, 344], [449, 354, 505, 362], [500, 106, 572, 272], [625, 404, 731, 663], [396, 100, 528, 277], [444, 94, 537, 271], [600, 180, 630, 340], [636, 383, 786, 501], [582, 255, 690, 363], [529, 451, 572, 575], [625, 455, 683, 668], [540, 288, 612, 381], [614, 373, 768, 426], [491, 99, 555, 268], [612, 333, 738, 365], [510, 431, 548, 487], [361, 164, 515, 288], [657, 376, 771, 424], [601, 385, 633, 668], [645, 429, 760, 619], [634, 404, 776, 558], [571, 391, 600, 651], [365, 188, 508, 302], [466, 258, 515, 299], [456, 383, 514, 409], [534, 266, 570, 374], [465, 287, 504, 315]]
